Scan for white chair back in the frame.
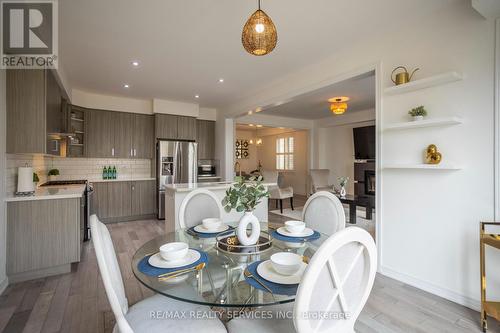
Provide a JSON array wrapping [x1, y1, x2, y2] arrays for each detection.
[[90, 215, 133, 333], [310, 169, 331, 190], [302, 191, 345, 235], [261, 170, 278, 183], [294, 227, 377, 333], [179, 188, 224, 229]]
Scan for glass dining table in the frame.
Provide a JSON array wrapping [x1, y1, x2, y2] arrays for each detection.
[[131, 222, 328, 308]]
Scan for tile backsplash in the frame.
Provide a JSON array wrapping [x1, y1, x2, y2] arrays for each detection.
[[6, 154, 152, 194]]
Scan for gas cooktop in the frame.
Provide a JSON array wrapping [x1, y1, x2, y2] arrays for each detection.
[[40, 180, 88, 186]]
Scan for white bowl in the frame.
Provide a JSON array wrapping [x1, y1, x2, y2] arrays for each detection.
[[285, 221, 306, 234], [202, 218, 222, 231], [159, 242, 188, 262], [270, 252, 303, 276]]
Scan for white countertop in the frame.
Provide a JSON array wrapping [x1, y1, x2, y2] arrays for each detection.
[[165, 181, 276, 193], [89, 177, 155, 183], [5, 184, 86, 202]]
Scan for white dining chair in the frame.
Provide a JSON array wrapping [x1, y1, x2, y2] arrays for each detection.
[[302, 191, 346, 236], [309, 169, 335, 194], [179, 188, 224, 229], [261, 170, 294, 214], [90, 215, 227, 333], [227, 227, 377, 333]]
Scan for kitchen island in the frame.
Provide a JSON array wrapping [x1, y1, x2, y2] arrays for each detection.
[[164, 181, 274, 233], [4, 184, 86, 282]]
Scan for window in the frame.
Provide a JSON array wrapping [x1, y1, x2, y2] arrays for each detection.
[[276, 136, 294, 170]]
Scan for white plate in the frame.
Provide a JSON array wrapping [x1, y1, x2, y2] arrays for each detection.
[[276, 227, 314, 238], [148, 249, 201, 269], [193, 224, 229, 234], [256, 260, 307, 285]]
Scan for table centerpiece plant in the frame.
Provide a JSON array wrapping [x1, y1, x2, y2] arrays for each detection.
[[48, 169, 60, 181], [338, 176, 349, 198], [222, 176, 269, 246]]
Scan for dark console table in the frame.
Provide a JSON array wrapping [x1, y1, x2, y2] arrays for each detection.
[[335, 194, 373, 224]]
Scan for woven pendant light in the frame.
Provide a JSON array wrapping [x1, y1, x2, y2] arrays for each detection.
[[242, 0, 277, 56]]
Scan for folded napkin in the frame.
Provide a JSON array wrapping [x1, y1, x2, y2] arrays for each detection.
[[271, 230, 321, 243], [137, 249, 208, 277], [187, 225, 234, 238], [244, 261, 298, 296]]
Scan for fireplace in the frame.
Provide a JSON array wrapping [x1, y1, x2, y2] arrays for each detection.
[[365, 170, 376, 196]]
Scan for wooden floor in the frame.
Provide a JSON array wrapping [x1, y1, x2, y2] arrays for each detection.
[[0, 195, 498, 333]]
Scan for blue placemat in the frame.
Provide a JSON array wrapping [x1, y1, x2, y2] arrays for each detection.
[[137, 249, 208, 277], [245, 261, 298, 296], [187, 225, 234, 238], [271, 229, 321, 243]]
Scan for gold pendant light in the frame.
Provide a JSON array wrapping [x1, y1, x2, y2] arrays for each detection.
[[329, 97, 350, 115], [242, 0, 277, 56]]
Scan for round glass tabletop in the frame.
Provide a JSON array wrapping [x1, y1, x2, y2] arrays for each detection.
[[131, 222, 328, 308]]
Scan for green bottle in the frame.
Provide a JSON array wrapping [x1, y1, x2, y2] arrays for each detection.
[[102, 166, 108, 180], [112, 166, 117, 179]]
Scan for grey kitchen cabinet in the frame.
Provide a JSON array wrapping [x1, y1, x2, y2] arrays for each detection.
[[177, 116, 197, 140], [7, 69, 66, 155], [85, 109, 114, 158], [155, 114, 178, 139], [92, 180, 156, 222], [131, 180, 156, 216], [133, 114, 155, 159], [113, 112, 134, 158], [7, 69, 46, 154], [196, 120, 216, 159], [7, 198, 81, 282], [107, 181, 132, 218]]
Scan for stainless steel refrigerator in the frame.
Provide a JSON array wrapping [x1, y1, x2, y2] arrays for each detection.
[[157, 139, 197, 219]]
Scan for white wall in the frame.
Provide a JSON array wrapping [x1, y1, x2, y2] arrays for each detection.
[[220, 2, 498, 309], [258, 130, 309, 196], [0, 70, 7, 293], [72, 89, 152, 114], [234, 129, 258, 173], [318, 120, 375, 194]]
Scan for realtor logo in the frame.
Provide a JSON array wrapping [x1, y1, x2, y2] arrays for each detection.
[[1, 0, 58, 68]]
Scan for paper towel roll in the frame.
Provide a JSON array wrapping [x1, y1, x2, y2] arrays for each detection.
[[17, 167, 35, 193]]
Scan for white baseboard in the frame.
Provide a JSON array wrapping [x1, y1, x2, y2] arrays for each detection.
[[0, 277, 8, 295], [379, 265, 480, 311]]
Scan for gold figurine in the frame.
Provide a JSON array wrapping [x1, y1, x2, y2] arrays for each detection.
[[425, 144, 442, 164]]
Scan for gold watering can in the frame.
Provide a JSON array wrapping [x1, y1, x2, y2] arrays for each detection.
[[391, 66, 419, 85]]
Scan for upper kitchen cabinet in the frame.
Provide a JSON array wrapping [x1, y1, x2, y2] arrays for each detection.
[[196, 120, 216, 159], [177, 116, 197, 140], [7, 69, 66, 154], [155, 114, 178, 139], [155, 114, 196, 141], [85, 108, 154, 159], [133, 114, 154, 159]]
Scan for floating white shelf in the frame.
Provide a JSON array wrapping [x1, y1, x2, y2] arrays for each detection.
[[384, 117, 463, 131], [384, 71, 462, 95], [383, 163, 461, 170]]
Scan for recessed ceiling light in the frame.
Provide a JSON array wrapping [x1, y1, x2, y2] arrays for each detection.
[[218, 78, 224, 83], [131, 61, 140, 67], [248, 124, 255, 127], [255, 107, 262, 113], [248, 111, 253, 115], [123, 84, 130, 88], [278, 127, 285, 129], [256, 124, 263, 128], [195, 95, 200, 99]]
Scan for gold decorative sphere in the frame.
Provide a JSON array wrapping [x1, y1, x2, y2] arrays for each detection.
[[242, 9, 277, 56]]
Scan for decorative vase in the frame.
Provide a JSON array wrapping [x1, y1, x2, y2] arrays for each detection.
[[49, 175, 58, 181], [340, 186, 346, 197], [413, 115, 424, 121], [237, 211, 260, 246]]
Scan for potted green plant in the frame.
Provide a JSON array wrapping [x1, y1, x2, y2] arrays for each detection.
[[33, 172, 39, 186], [222, 176, 269, 245], [408, 106, 427, 121], [338, 176, 349, 198], [48, 169, 60, 181]]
